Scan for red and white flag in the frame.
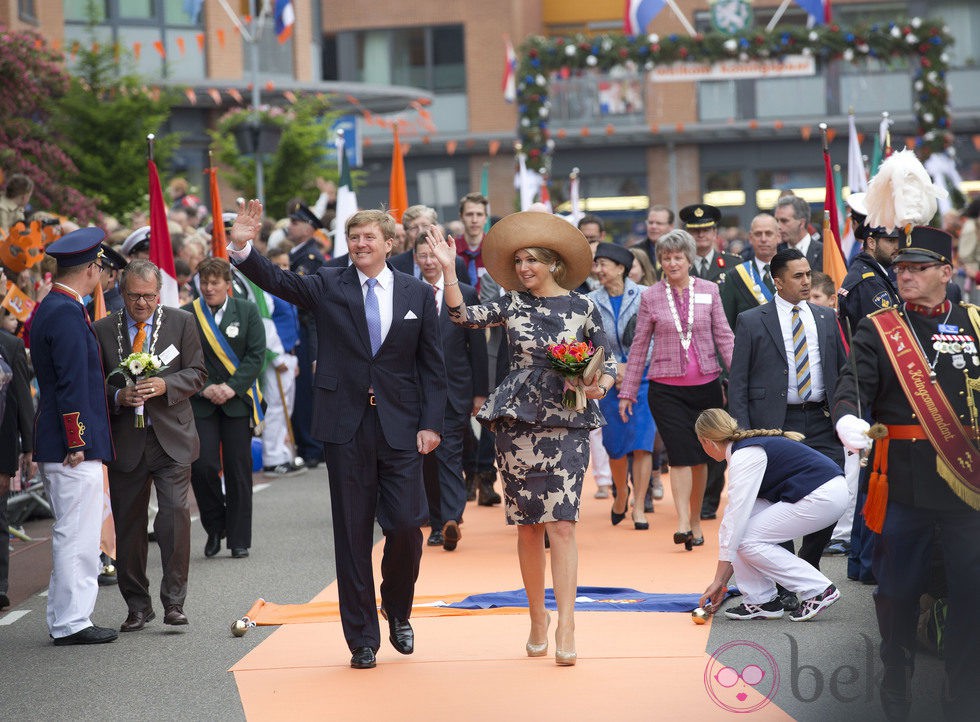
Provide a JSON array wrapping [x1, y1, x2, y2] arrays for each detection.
[[503, 37, 517, 103], [148, 159, 179, 307]]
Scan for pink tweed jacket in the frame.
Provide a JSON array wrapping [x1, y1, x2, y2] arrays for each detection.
[[618, 277, 734, 402]]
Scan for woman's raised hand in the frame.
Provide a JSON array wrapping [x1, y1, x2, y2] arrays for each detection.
[[425, 225, 456, 271]]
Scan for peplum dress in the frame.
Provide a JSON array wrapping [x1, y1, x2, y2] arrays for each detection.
[[450, 290, 617, 524]]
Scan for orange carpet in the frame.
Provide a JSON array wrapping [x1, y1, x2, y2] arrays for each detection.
[[231, 471, 791, 721]]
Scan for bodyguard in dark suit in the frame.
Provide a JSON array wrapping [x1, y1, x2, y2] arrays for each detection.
[[31, 229, 117, 645], [95, 260, 207, 630], [184, 258, 265, 560], [729, 248, 847, 576], [413, 236, 488, 551], [228, 203, 447, 670]]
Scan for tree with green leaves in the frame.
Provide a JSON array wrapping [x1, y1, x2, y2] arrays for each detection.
[[0, 28, 97, 222], [211, 97, 348, 218], [51, 35, 180, 222]]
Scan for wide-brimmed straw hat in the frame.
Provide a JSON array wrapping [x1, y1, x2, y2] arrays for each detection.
[[481, 212, 593, 291]]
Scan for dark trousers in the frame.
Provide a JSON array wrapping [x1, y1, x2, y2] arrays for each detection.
[[292, 324, 321, 464], [424, 408, 467, 528], [190, 412, 253, 549], [324, 400, 426, 651], [0, 491, 8, 595], [701, 457, 727, 515], [109, 428, 191, 612], [848, 478, 878, 582], [873, 501, 980, 712], [463, 421, 495, 474], [782, 404, 844, 570]]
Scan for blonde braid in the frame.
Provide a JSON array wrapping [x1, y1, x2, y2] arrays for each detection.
[[695, 408, 805, 444]]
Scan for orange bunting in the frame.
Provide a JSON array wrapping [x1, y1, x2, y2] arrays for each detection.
[[283, 90, 297, 104], [196, 33, 205, 51], [488, 140, 500, 155], [801, 125, 813, 141], [362, 110, 375, 126], [207, 88, 222, 105], [176, 36, 185, 56], [748, 119, 759, 130], [580, 127, 590, 137], [422, 135, 431, 144], [446, 140, 458, 155], [227, 88, 243, 104], [557, 128, 567, 139], [153, 40, 165, 58], [773, 120, 784, 130], [605, 124, 615, 135], [364, 137, 373, 148], [857, 132, 865, 144], [185, 88, 197, 104], [216, 29, 226, 48], [973, 135, 980, 152], [133, 42, 142, 60], [649, 123, 660, 134], [826, 128, 838, 143], [265, 81, 275, 91]]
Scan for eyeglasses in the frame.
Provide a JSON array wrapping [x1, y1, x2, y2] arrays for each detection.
[[714, 664, 766, 688], [125, 293, 159, 303], [90, 261, 105, 272], [893, 263, 942, 275]]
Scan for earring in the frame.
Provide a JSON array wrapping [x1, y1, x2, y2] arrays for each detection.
[[549, 265, 557, 272]]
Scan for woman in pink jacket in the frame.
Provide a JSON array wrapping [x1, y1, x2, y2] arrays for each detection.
[[619, 230, 733, 550]]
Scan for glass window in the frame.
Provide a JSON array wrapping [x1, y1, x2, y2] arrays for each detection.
[[698, 80, 736, 122], [254, 28, 294, 78], [118, 0, 154, 19], [756, 76, 825, 119], [432, 26, 464, 92], [342, 25, 466, 93], [165, 0, 204, 25], [930, 1, 980, 68], [65, 0, 107, 22], [355, 30, 393, 85], [391, 27, 427, 88], [167, 29, 206, 80], [18, 0, 37, 22]]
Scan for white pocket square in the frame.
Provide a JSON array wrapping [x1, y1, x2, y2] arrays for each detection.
[[404, 310, 418, 320]]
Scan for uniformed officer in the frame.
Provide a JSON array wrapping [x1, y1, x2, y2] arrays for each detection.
[[31, 228, 117, 646], [679, 203, 741, 522], [286, 204, 326, 468], [833, 226, 980, 721], [87, 243, 128, 320], [121, 225, 151, 260], [838, 192, 901, 335]]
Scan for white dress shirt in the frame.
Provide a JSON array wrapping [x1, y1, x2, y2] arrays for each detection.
[[356, 265, 394, 343], [773, 294, 825, 404]]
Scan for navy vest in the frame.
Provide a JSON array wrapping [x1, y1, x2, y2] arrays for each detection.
[[732, 436, 840, 504]]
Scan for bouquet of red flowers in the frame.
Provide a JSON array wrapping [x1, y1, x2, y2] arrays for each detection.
[[546, 339, 603, 410]]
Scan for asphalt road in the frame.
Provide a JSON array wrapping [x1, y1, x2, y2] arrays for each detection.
[[0, 470, 949, 721]]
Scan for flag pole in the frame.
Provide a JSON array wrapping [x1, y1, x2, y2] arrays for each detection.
[[663, 0, 697, 36], [147, 133, 155, 162], [765, 0, 793, 31]]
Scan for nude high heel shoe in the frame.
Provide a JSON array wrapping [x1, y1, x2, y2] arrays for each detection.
[[526, 612, 551, 657], [555, 625, 576, 666]]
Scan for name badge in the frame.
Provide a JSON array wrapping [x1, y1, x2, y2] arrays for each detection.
[[694, 293, 712, 304], [938, 324, 958, 334], [159, 344, 179, 364]]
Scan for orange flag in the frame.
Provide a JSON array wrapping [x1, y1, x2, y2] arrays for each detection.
[[1, 281, 35, 322], [388, 127, 408, 223], [207, 166, 229, 260], [822, 146, 847, 289]]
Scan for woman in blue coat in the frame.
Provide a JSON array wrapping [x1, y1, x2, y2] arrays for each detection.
[[589, 243, 655, 529]]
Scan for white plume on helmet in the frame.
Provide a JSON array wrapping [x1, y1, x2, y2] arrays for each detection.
[[863, 149, 948, 231]]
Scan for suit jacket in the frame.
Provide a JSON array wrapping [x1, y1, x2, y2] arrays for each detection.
[[30, 289, 114, 463], [390, 249, 470, 284], [691, 250, 743, 286], [94, 307, 208, 473], [619, 278, 734, 402], [439, 282, 488, 416], [235, 250, 448, 449], [729, 299, 846, 430], [0, 330, 34, 458], [778, 236, 823, 272], [182, 298, 266, 420], [720, 260, 771, 329]]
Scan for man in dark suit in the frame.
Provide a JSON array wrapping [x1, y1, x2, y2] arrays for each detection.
[[632, 204, 673, 280], [184, 258, 266, 560], [413, 234, 488, 551], [30, 228, 117, 645], [391, 240, 470, 283], [94, 260, 207, 631], [775, 195, 823, 271], [286, 204, 327, 469], [228, 203, 447, 670], [728, 248, 847, 602], [721, 213, 780, 328]]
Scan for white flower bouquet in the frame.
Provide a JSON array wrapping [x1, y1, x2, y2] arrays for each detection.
[[108, 352, 168, 427]]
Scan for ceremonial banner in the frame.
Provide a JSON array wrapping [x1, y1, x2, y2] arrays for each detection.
[[649, 55, 815, 83]]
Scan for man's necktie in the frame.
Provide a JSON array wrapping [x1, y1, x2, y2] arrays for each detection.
[[699, 258, 708, 277], [791, 306, 812, 401], [763, 264, 775, 293], [365, 278, 382, 355], [133, 322, 146, 353], [464, 250, 478, 286]]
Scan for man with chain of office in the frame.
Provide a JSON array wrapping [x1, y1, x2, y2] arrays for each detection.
[[832, 151, 979, 722]]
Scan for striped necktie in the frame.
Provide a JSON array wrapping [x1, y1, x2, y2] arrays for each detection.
[[133, 322, 147, 353], [791, 306, 811, 401], [365, 278, 382, 355]]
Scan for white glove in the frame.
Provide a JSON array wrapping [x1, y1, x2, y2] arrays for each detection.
[[836, 414, 873, 453]]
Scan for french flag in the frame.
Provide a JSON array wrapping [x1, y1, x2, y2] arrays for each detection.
[[795, 0, 832, 24], [503, 38, 517, 103], [623, 0, 666, 36], [274, 0, 295, 43]]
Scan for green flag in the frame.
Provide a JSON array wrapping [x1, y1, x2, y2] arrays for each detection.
[[480, 162, 491, 232], [869, 133, 883, 178]]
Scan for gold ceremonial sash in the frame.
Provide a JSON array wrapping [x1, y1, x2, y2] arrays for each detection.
[[734, 262, 769, 306], [869, 309, 980, 513]]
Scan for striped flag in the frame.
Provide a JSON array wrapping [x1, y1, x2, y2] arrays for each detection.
[[822, 147, 847, 289], [273, 0, 295, 43], [795, 1, 832, 24], [502, 38, 517, 103], [148, 159, 179, 307], [623, 0, 666, 36]]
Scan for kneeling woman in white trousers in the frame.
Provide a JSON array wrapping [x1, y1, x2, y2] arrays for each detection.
[[695, 409, 849, 622]]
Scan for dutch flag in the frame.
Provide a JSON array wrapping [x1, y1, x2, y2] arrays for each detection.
[[623, 0, 666, 36], [274, 0, 295, 43]]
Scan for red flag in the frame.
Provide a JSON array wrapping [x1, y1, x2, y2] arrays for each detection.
[[388, 127, 408, 223], [148, 159, 179, 307], [206, 166, 229, 260], [822, 149, 847, 289]]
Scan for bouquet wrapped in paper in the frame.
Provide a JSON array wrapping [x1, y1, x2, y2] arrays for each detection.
[[108, 352, 167, 427], [545, 339, 605, 411]]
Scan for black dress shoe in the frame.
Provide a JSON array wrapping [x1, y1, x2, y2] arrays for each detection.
[[442, 521, 461, 551], [700, 511, 717, 520], [383, 612, 414, 655], [350, 646, 377, 669], [163, 604, 188, 625], [120, 609, 155, 632], [53, 625, 118, 645], [427, 530, 444, 546], [0, 593, 9, 610], [610, 503, 628, 526], [204, 533, 221, 558], [231, 547, 249, 558]]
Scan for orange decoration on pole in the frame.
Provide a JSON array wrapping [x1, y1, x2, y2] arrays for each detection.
[[826, 128, 837, 143], [650, 123, 660, 134], [801, 125, 812, 141], [227, 88, 243, 104], [446, 140, 458, 155], [153, 40, 165, 58], [176, 36, 186, 56], [265, 81, 275, 92], [488, 140, 500, 155], [185, 88, 197, 104], [133, 42, 142, 60], [196, 33, 205, 52]]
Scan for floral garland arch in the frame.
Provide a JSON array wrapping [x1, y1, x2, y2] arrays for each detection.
[[515, 18, 953, 173]]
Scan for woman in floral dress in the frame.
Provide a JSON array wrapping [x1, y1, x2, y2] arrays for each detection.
[[428, 213, 616, 666]]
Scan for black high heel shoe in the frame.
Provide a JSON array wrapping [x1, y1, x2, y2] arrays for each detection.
[[632, 512, 649, 530], [611, 501, 628, 526], [673, 531, 694, 551]]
